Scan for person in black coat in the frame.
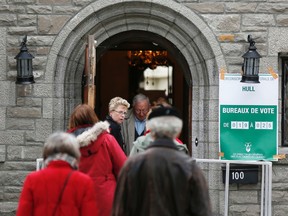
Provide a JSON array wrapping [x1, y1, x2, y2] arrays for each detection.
[[106, 97, 130, 152], [111, 107, 212, 216]]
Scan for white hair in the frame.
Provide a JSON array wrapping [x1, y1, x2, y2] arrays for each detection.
[[146, 116, 183, 139], [109, 97, 130, 112], [43, 132, 80, 160]]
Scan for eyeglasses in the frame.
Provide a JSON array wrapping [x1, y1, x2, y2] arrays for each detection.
[[114, 110, 127, 116], [135, 109, 149, 115]]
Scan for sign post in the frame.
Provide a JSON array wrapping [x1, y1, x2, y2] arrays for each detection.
[[219, 74, 278, 161]]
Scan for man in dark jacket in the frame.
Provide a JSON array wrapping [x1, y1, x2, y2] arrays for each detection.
[[111, 107, 212, 216]]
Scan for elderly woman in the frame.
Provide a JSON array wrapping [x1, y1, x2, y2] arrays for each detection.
[[16, 132, 98, 216], [106, 97, 130, 151], [67, 104, 126, 216], [112, 107, 212, 216]]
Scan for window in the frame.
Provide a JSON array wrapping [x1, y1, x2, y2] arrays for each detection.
[[281, 56, 288, 146]]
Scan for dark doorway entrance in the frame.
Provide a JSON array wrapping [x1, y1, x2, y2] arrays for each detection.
[[84, 30, 192, 153]]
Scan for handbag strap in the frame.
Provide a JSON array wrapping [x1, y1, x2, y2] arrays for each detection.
[[52, 170, 74, 216]]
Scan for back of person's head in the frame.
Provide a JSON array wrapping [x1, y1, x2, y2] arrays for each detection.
[[108, 97, 130, 112], [43, 132, 80, 160], [132, 93, 150, 107], [147, 106, 183, 139], [68, 104, 99, 129]]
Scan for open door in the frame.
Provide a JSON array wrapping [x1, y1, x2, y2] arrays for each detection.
[[82, 35, 97, 109]]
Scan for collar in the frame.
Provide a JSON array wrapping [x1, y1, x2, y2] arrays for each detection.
[[134, 116, 146, 123], [146, 138, 178, 150], [44, 153, 78, 170]]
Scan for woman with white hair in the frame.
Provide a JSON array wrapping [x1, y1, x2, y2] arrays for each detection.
[[106, 97, 130, 151], [16, 132, 98, 216]]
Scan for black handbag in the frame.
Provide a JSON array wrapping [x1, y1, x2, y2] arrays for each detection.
[[52, 171, 74, 216]]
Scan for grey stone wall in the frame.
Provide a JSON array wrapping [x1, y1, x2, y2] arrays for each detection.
[[1, 0, 288, 215]]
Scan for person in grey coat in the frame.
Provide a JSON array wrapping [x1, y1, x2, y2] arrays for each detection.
[[121, 93, 150, 155], [112, 106, 212, 216]]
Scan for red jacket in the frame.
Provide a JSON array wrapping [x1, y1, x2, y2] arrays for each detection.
[[68, 121, 127, 216], [16, 160, 98, 216]]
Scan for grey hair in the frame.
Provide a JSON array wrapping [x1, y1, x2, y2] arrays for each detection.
[[132, 93, 150, 107], [109, 97, 130, 112], [43, 132, 81, 160], [146, 116, 183, 139]]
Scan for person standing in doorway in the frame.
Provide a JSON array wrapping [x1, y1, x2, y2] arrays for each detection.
[[67, 104, 127, 216], [106, 97, 130, 152], [121, 93, 150, 155], [16, 132, 98, 216], [112, 106, 212, 216]]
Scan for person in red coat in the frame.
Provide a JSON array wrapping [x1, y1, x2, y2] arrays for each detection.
[[67, 104, 127, 216], [16, 132, 98, 216]]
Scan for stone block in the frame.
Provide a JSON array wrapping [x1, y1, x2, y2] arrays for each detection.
[[221, 43, 243, 57], [271, 165, 288, 182], [26, 35, 55, 46], [26, 5, 52, 14], [230, 204, 260, 216], [32, 84, 53, 97], [53, 6, 81, 14], [26, 119, 52, 142], [7, 0, 34, 3], [269, 27, 288, 56], [18, 15, 37, 26], [7, 107, 41, 118], [7, 145, 42, 160], [0, 81, 11, 106], [256, 3, 288, 13], [2, 186, 22, 201], [186, 3, 224, 13], [0, 145, 6, 162], [7, 26, 37, 35], [16, 97, 42, 107], [0, 107, 5, 130], [16, 85, 33, 97], [0, 202, 17, 216], [230, 190, 258, 204], [35, 118, 53, 140], [43, 98, 53, 118], [0, 131, 23, 145], [202, 14, 240, 32], [73, 0, 93, 7], [0, 14, 17, 26], [6, 118, 35, 130], [0, 171, 28, 186], [0, 55, 6, 81], [272, 188, 288, 202], [225, 3, 257, 13], [242, 14, 275, 27], [0, 28, 6, 56], [0, 161, 36, 171], [39, 0, 70, 3], [38, 15, 71, 34]]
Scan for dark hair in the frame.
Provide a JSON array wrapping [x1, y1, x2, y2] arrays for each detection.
[[68, 104, 99, 129]]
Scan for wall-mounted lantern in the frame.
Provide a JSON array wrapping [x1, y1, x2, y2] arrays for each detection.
[[15, 35, 35, 84], [241, 35, 261, 83]]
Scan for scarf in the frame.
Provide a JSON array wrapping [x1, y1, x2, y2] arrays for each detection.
[[44, 153, 78, 170]]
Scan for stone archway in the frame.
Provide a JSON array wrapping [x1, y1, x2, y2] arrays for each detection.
[[47, 0, 226, 160]]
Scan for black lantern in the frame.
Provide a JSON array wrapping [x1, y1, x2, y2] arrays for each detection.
[[241, 35, 261, 83], [15, 35, 35, 84]]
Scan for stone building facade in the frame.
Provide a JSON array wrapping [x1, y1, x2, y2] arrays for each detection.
[[1, 0, 288, 215]]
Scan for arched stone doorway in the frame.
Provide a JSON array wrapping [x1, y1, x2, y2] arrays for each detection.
[[94, 30, 192, 151], [47, 0, 225, 160]]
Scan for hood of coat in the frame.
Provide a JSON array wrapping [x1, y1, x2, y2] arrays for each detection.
[[133, 133, 153, 151], [76, 121, 110, 147]]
